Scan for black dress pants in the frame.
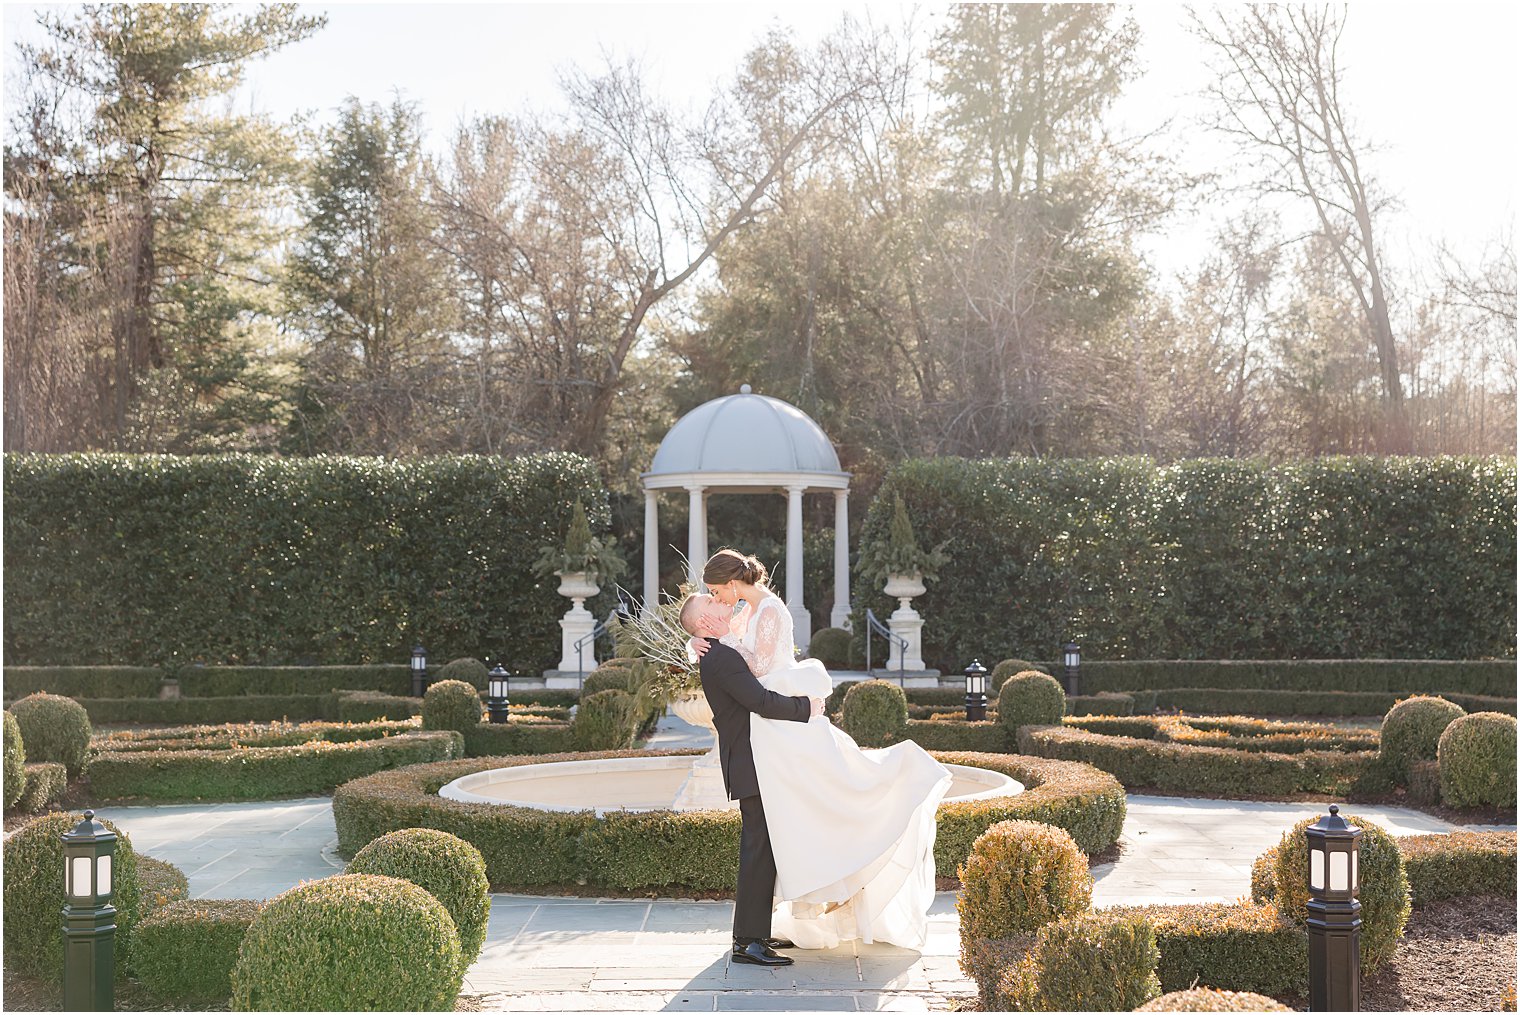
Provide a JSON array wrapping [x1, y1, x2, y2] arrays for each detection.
[[734, 794, 776, 941]]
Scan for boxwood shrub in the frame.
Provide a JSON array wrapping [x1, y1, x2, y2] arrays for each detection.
[[9, 692, 92, 774], [93, 717, 421, 753], [422, 680, 483, 734], [436, 658, 490, 690], [462, 719, 576, 757], [1138, 987, 1292, 1011], [332, 749, 1126, 892], [1153, 687, 1517, 718], [137, 855, 190, 916], [87, 731, 463, 801], [3, 812, 142, 984], [574, 690, 636, 751], [15, 761, 67, 813], [1380, 695, 1466, 780], [995, 912, 1161, 1013], [347, 828, 490, 968], [335, 690, 420, 722], [133, 898, 261, 1003], [999, 672, 1066, 737], [1103, 901, 1307, 996], [79, 695, 337, 725], [4, 709, 24, 809], [230, 874, 461, 1011], [840, 680, 909, 747], [1438, 711, 1518, 808], [4, 452, 612, 668]]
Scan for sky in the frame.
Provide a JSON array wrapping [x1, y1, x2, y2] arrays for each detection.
[[3, 2, 1516, 289]]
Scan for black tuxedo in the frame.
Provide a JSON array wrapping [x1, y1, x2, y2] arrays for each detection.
[[697, 637, 811, 941]]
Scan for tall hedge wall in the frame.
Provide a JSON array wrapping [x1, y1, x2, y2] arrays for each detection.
[[854, 456, 1516, 668], [3, 453, 611, 668]]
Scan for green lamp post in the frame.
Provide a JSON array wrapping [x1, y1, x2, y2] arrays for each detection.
[[62, 809, 117, 1011]]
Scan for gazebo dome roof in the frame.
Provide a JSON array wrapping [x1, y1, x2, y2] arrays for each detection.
[[645, 385, 844, 482]]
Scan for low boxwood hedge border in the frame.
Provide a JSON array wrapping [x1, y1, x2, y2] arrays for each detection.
[[78, 695, 337, 725], [15, 761, 67, 813], [1154, 687, 1517, 718], [1017, 724, 1375, 798], [1398, 831, 1517, 906], [93, 718, 422, 753], [331, 749, 1126, 893], [87, 731, 463, 801], [1101, 901, 1306, 996], [1078, 660, 1513, 697], [1064, 715, 1381, 755]]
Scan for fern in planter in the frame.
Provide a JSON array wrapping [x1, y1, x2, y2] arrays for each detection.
[[532, 500, 627, 581], [859, 492, 949, 584]]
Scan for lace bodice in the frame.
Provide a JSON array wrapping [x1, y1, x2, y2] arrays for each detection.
[[720, 594, 795, 677]]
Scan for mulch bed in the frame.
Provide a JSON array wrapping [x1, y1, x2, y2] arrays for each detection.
[[1361, 895, 1517, 1012]]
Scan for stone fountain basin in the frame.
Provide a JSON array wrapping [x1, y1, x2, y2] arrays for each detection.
[[437, 756, 1022, 817]]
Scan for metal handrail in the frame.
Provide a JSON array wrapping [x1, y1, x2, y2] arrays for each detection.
[[574, 610, 620, 683], [863, 608, 907, 687]]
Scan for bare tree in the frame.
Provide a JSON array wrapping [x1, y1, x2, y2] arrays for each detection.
[[1193, 4, 1411, 452]]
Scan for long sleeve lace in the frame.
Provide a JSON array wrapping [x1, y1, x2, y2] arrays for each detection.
[[723, 599, 785, 677]]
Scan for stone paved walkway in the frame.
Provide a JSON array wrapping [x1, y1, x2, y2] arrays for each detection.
[[79, 709, 1514, 1011]]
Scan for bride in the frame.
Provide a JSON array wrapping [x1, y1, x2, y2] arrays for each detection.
[[689, 548, 953, 951]]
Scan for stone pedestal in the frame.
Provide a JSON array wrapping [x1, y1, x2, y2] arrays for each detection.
[[669, 692, 737, 811], [552, 571, 599, 682], [884, 574, 927, 672]]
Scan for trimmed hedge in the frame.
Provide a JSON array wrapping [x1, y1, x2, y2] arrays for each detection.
[[2, 664, 412, 700], [15, 761, 67, 812], [4, 452, 612, 668], [79, 694, 337, 725], [807, 627, 853, 667], [422, 680, 483, 734], [332, 750, 1126, 891], [462, 719, 576, 757], [902, 718, 1011, 753], [853, 456, 1516, 665], [348, 828, 490, 968], [1104, 901, 1307, 996], [333, 689, 420, 721], [133, 898, 261, 1003], [87, 731, 463, 801], [230, 874, 462, 1011], [137, 856, 191, 915], [1078, 658, 1516, 697], [1380, 695, 1466, 780], [1153, 686, 1517, 718], [93, 717, 422, 752], [4, 666, 163, 699], [1397, 831, 1517, 906], [436, 657, 490, 690], [1067, 692, 1135, 716], [1018, 724, 1375, 797], [3, 812, 142, 984], [999, 671, 1066, 736], [1438, 711, 1518, 808], [9, 692, 92, 774], [575, 690, 637, 751]]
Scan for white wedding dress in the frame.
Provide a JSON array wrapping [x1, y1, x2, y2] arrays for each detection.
[[719, 594, 953, 951]]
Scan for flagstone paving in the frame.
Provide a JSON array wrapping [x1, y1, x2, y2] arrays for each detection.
[[76, 708, 1512, 1011]]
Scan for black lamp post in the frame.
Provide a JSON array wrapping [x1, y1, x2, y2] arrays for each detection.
[[486, 665, 511, 724], [1306, 804, 1363, 1012], [1062, 641, 1081, 697], [964, 659, 988, 721], [62, 810, 116, 1011], [410, 644, 428, 697]]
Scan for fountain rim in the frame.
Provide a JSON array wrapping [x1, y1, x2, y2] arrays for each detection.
[[437, 754, 1023, 816]]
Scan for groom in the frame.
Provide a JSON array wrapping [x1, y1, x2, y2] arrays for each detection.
[[680, 594, 823, 967]]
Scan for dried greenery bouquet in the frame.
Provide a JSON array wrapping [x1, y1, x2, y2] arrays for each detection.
[[607, 587, 703, 705]]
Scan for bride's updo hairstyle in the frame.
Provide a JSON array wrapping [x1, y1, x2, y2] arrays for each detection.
[[702, 548, 770, 589]]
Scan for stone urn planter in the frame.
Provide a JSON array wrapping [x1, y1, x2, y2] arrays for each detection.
[[882, 572, 927, 671], [669, 689, 734, 811], [554, 570, 601, 676]]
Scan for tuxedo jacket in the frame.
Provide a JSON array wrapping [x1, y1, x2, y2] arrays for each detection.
[[697, 637, 812, 799]]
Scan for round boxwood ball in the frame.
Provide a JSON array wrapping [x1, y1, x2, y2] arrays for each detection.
[[347, 828, 490, 968], [1263, 812, 1409, 969], [1438, 711, 1518, 809], [573, 689, 636, 750], [3, 811, 142, 984], [422, 680, 482, 734], [957, 819, 1092, 944], [4, 710, 26, 810], [991, 658, 1049, 693], [840, 680, 908, 748], [808, 627, 852, 668], [230, 873, 463, 1011], [9, 692, 92, 775], [998, 671, 1066, 736], [1380, 695, 1466, 781], [581, 665, 638, 697], [436, 657, 489, 691], [1138, 988, 1292, 1011]]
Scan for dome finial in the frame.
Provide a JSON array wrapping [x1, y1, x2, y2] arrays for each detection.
[[739, 383, 752, 395]]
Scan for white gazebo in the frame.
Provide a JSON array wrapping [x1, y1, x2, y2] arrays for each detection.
[[641, 385, 851, 648]]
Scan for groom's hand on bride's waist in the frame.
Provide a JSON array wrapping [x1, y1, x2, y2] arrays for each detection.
[[809, 697, 825, 718]]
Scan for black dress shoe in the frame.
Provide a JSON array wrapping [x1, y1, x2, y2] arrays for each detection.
[[762, 937, 795, 949], [732, 940, 794, 966]]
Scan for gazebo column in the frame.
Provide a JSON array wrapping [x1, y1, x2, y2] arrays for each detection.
[[784, 484, 811, 648], [687, 484, 708, 587], [831, 489, 851, 630], [643, 488, 659, 619]]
